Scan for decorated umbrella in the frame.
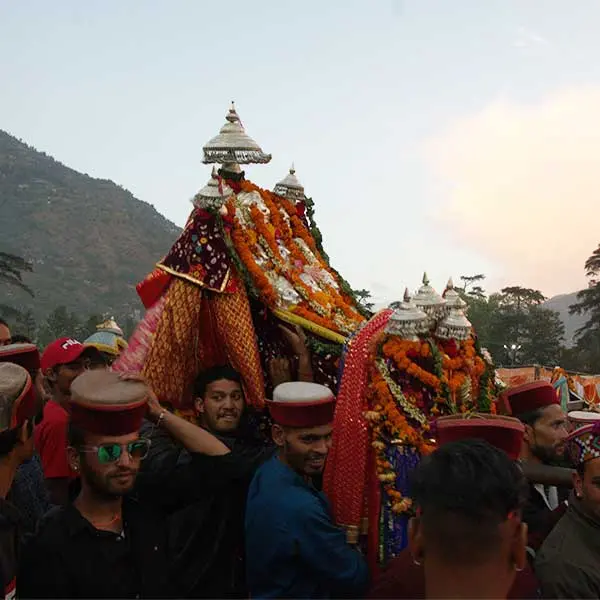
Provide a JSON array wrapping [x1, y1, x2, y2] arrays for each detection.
[[113, 103, 366, 414]]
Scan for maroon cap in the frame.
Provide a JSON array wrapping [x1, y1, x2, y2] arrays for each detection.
[[500, 381, 559, 417], [40, 338, 98, 371], [434, 414, 525, 460], [0, 363, 37, 431], [0, 343, 40, 373], [267, 382, 335, 428], [69, 370, 148, 436]]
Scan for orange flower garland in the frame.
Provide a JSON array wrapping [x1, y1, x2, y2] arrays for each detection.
[[366, 363, 435, 514], [382, 338, 442, 391], [227, 180, 364, 334]]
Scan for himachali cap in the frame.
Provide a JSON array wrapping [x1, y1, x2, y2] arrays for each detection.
[[566, 421, 600, 466], [0, 343, 40, 374], [435, 413, 525, 460], [69, 370, 148, 436], [41, 337, 99, 372], [0, 363, 37, 431], [268, 382, 335, 428], [568, 410, 600, 430], [501, 381, 559, 417]]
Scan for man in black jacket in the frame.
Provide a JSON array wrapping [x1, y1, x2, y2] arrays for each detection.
[[137, 365, 274, 598], [18, 370, 230, 599]]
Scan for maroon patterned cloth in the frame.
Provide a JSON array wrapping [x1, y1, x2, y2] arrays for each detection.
[[159, 208, 235, 293]]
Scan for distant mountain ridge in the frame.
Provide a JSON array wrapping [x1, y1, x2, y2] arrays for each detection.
[[0, 130, 180, 319], [542, 291, 588, 348]]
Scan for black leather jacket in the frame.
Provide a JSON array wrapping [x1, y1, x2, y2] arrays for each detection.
[[136, 420, 274, 598]]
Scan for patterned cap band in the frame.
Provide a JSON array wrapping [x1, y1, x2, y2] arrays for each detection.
[[567, 421, 600, 466]]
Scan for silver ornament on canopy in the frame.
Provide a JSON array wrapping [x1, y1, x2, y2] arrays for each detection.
[[413, 273, 446, 327], [443, 278, 467, 312], [386, 288, 429, 339], [202, 102, 272, 166], [273, 164, 306, 203], [192, 167, 233, 210], [436, 307, 473, 342]]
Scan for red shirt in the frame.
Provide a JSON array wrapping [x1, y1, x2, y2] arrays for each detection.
[[34, 400, 77, 480]]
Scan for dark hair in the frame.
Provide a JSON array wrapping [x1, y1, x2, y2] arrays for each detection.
[[0, 318, 8, 328], [10, 334, 32, 344], [0, 428, 19, 456], [411, 439, 527, 565], [516, 408, 544, 427], [193, 365, 243, 399], [67, 421, 87, 451]]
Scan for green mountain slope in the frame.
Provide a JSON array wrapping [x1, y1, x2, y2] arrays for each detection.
[[0, 130, 179, 319]]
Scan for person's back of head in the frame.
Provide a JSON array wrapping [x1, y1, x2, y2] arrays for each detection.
[[0, 363, 37, 475], [409, 439, 528, 599]]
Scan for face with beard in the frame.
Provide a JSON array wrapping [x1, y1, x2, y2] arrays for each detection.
[[69, 431, 144, 498], [195, 378, 245, 435], [574, 458, 600, 520], [273, 423, 333, 478], [525, 404, 570, 465]]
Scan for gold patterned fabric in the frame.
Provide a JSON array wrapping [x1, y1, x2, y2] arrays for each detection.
[[210, 274, 266, 408], [142, 279, 204, 407]]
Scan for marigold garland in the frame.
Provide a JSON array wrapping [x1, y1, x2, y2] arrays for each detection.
[[366, 360, 435, 515], [227, 180, 364, 335]]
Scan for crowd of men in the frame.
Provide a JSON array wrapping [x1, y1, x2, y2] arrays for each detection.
[[0, 315, 599, 598]]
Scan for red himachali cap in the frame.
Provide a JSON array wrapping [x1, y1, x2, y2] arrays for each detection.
[[267, 382, 336, 428], [500, 381, 559, 417], [434, 414, 525, 460], [0, 343, 40, 374], [40, 337, 96, 372], [0, 362, 37, 431], [69, 370, 149, 436]]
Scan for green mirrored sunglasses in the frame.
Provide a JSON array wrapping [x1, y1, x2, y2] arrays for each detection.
[[81, 439, 151, 464]]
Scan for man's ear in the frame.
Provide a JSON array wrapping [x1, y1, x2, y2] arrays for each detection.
[[44, 367, 57, 383], [194, 397, 205, 415], [573, 470, 583, 498], [17, 421, 30, 445], [510, 521, 528, 572], [408, 516, 424, 566], [271, 423, 285, 448], [67, 446, 80, 473], [523, 424, 533, 445]]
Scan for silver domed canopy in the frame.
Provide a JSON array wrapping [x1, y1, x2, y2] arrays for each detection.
[[202, 102, 271, 165], [385, 288, 429, 339], [192, 166, 233, 210], [273, 165, 306, 203], [443, 278, 467, 311]]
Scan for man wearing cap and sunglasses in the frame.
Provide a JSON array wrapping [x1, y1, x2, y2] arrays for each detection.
[[35, 337, 102, 505], [0, 362, 41, 599], [18, 369, 226, 599]]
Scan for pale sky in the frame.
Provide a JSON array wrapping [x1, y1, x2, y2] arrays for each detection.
[[2, 0, 599, 305]]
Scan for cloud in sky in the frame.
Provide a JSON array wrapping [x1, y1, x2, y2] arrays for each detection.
[[424, 86, 600, 296], [512, 26, 549, 50]]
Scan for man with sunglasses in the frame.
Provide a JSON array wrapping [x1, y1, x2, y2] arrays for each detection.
[[35, 337, 101, 505], [0, 362, 40, 599], [18, 369, 183, 599]]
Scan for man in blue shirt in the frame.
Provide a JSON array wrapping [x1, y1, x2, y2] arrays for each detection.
[[245, 381, 368, 599]]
